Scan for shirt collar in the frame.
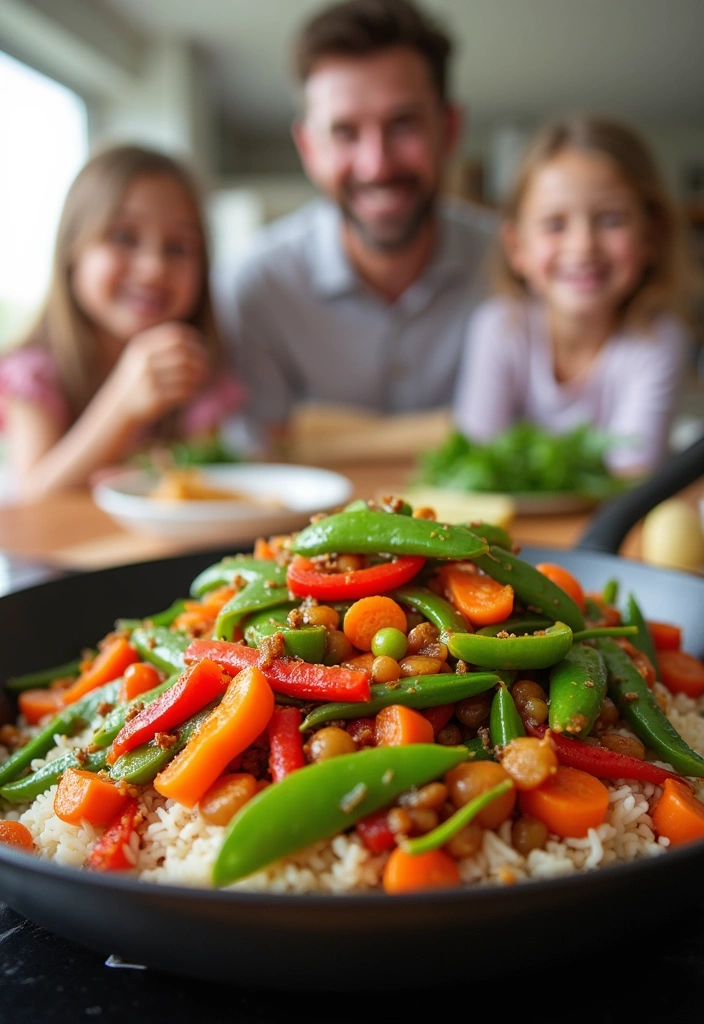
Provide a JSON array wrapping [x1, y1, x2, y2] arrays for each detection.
[[307, 196, 471, 300]]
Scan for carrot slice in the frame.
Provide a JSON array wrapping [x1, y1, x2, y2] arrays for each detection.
[[119, 662, 162, 702], [518, 765, 609, 838], [535, 563, 586, 613], [383, 846, 460, 893], [438, 565, 514, 626], [652, 778, 704, 847], [61, 637, 139, 705], [374, 704, 435, 746], [18, 688, 66, 725], [646, 621, 682, 652], [53, 768, 130, 826], [154, 666, 274, 808], [253, 537, 276, 560], [0, 820, 34, 851], [658, 650, 704, 698], [343, 596, 407, 651]]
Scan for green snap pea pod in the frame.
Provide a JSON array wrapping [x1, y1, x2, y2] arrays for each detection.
[[465, 521, 513, 549], [392, 585, 469, 634], [0, 747, 108, 802], [243, 606, 326, 663], [109, 702, 217, 785], [476, 613, 553, 637], [291, 509, 488, 560], [597, 638, 704, 777], [130, 626, 190, 673], [445, 622, 573, 671], [213, 743, 469, 886], [548, 642, 608, 737], [211, 560, 290, 641], [402, 779, 514, 855], [90, 673, 179, 749], [0, 679, 121, 787], [299, 672, 499, 730], [470, 546, 585, 633], [622, 593, 660, 677], [190, 556, 287, 601], [489, 681, 525, 748], [602, 579, 619, 605], [572, 626, 637, 642], [584, 597, 606, 624], [5, 655, 89, 693], [342, 499, 372, 513], [116, 598, 189, 632], [464, 735, 495, 762]]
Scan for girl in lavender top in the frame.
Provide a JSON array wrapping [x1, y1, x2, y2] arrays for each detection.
[[0, 144, 245, 501], [453, 115, 695, 477]]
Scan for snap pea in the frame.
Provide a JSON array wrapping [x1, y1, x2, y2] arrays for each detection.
[[622, 593, 660, 677], [464, 734, 495, 762], [0, 747, 108, 802], [291, 509, 488, 561], [402, 779, 514, 855], [116, 598, 188, 632], [299, 672, 499, 731], [212, 562, 290, 641], [464, 521, 513, 549], [392, 585, 469, 634], [212, 743, 469, 886], [489, 681, 525, 747], [243, 606, 326, 663], [190, 556, 283, 598], [597, 638, 704, 777], [90, 673, 179, 749], [0, 679, 122, 787], [602, 579, 619, 605], [109, 702, 217, 785], [572, 627, 637, 642], [5, 655, 88, 693], [470, 546, 585, 633], [130, 626, 190, 673], [445, 622, 573, 671], [476, 613, 553, 637], [548, 642, 607, 737]]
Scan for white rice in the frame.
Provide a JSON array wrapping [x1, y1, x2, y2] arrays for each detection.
[[4, 693, 704, 893]]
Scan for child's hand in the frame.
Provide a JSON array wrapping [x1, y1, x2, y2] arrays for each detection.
[[109, 323, 210, 425]]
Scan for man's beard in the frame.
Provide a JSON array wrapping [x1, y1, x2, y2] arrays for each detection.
[[338, 178, 437, 253]]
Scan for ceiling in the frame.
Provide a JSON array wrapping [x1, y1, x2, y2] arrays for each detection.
[[96, 0, 704, 137]]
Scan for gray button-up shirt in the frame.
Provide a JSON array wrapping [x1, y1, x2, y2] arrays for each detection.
[[214, 195, 496, 428]]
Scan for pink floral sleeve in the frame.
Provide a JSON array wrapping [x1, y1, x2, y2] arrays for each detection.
[[0, 344, 71, 429]]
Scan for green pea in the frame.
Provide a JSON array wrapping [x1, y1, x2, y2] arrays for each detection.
[[371, 627, 408, 660]]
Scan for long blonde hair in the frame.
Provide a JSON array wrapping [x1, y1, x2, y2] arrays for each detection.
[[492, 114, 694, 329], [20, 143, 223, 419]]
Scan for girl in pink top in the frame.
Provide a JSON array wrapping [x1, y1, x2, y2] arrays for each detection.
[[453, 115, 694, 476], [0, 144, 245, 501]]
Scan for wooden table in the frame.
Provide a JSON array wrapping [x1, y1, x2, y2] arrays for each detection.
[[1, 458, 702, 574]]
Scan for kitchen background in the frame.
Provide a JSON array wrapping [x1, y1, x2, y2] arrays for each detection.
[[1, 0, 703, 432]]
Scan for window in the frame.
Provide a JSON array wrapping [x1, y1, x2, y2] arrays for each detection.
[[0, 52, 88, 349]]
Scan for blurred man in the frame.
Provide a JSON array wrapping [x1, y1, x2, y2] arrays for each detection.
[[216, 0, 495, 450]]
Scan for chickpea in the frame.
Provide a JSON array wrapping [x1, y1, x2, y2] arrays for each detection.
[[399, 655, 442, 677], [500, 736, 558, 790], [519, 696, 549, 727], [412, 507, 437, 520], [303, 604, 339, 629], [599, 732, 646, 760], [445, 822, 483, 859], [436, 723, 463, 746], [512, 679, 548, 709], [418, 641, 449, 661], [371, 656, 401, 684], [305, 726, 357, 762], [407, 808, 439, 834], [406, 622, 439, 654], [399, 781, 448, 811], [512, 816, 548, 856], [446, 761, 516, 829], [324, 629, 356, 665], [342, 652, 375, 672], [199, 773, 258, 826], [455, 694, 492, 729], [387, 806, 413, 836], [335, 554, 365, 573], [595, 696, 620, 730]]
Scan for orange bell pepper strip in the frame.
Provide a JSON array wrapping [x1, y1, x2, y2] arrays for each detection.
[[438, 565, 514, 627], [86, 798, 139, 871], [646, 621, 682, 652], [184, 638, 371, 703], [53, 767, 130, 826], [652, 777, 704, 847], [107, 658, 230, 765], [61, 637, 139, 706], [18, 688, 67, 725], [154, 666, 275, 808]]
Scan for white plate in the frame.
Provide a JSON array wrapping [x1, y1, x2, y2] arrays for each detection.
[[92, 463, 354, 544]]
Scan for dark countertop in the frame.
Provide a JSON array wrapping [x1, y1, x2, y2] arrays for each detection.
[[2, 899, 704, 1024]]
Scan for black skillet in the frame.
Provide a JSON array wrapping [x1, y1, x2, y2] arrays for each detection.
[[0, 438, 702, 991]]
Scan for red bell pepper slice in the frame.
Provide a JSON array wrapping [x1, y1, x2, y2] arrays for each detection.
[[286, 555, 425, 600], [185, 639, 371, 703], [107, 658, 228, 765], [86, 798, 139, 871], [267, 706, 306, 782], [529, 724, 683, 786], [356, 809, 396, 854]]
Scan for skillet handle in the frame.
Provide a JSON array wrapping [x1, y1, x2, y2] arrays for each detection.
[[575, 435, 704, 554]]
